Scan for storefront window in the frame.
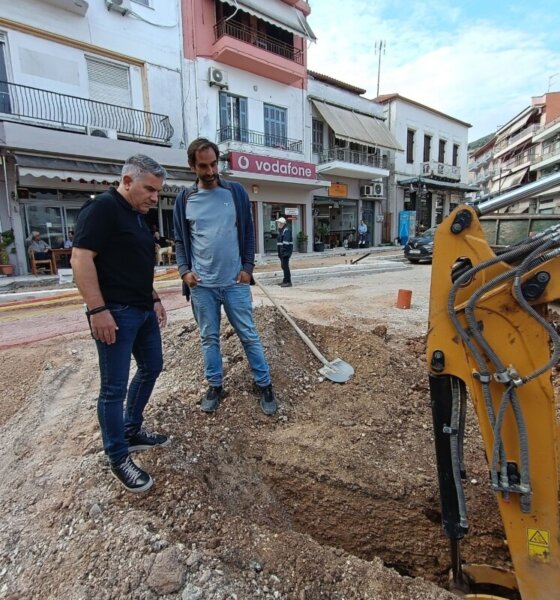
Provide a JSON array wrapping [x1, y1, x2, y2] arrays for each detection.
[[262, 203, 302, 253], [313, 197, 358, 248]]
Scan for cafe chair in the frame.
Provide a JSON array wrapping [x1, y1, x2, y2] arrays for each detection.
[[28, 247, 54, 275]]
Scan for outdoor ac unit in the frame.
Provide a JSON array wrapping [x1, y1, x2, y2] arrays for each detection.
[[360, 184, 375, 198], [372, 182, 384, 197], [87, 126, 118, 140], [105, 0, 131, 15], [208, 67, 228, 89]]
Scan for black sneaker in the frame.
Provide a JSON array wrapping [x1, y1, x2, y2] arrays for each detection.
[[110, 455, 153, 493], [280, 282, 292, 287], [126, 429, 170, 453], [200, 386, 224, 413], [257, 384, 278, 416]]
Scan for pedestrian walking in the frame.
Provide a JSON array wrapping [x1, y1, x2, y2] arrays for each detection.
[[173, 137, 278, 416], [358, 220, 368, 247], [276, 217, 293, 287], [71, 154, 170, 493]]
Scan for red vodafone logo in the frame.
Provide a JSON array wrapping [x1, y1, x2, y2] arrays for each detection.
[[230, 152, 317, 180]]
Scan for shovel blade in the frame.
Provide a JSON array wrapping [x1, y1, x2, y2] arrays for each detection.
[[318, 358, 354, 383]]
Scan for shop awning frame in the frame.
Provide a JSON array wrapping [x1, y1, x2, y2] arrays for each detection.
[[397, 176, 480, 193], [311, 99, 402, 151], [218, 0, 316, 40]]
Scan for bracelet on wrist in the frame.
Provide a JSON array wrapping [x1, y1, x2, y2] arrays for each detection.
[[86, 305, 108, 317]]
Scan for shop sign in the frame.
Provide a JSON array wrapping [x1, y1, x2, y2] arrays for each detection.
[[285, 207, 299, 216], [229, 152, 317, 180], [328, 183, 348, 197]]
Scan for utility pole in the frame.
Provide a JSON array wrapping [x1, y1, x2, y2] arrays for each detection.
[[375, 40, 386, 97]]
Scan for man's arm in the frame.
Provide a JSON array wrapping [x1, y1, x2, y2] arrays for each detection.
[[71, 247, 118, 344]]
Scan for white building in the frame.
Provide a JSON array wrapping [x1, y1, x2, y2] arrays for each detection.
[[375, 93, 474, 240], [307, 71, 401, 248], [0, 0, 190, 274]]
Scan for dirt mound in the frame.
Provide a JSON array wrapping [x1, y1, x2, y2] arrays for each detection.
[[0, 307, 509, 599]]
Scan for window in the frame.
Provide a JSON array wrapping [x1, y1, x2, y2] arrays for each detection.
[[406, 129, 415, 164], [423, 134, 431, 163], [264, 103, 287, 148], [0, 39, 11, 114], [438, 139, 446, 163], [452, 144, 459, 167], [219, 92, 248, 142], [86, 57, 131, 108], [312, 119, 324, 154]]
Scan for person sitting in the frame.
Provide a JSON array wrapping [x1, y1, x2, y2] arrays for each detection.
[[63, 231, 74, 249], [26, 231, 51, 260], [154, 231, 174, 265]]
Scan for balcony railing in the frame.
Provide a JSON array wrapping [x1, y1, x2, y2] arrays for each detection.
[[214, 19, 304, 65], [532, 140, 560, 164], [503, 149, 533, 170], [217, 126, 303, 152], [495, 124, 541, 153], [0, 80, 174, 144], [319, 147, 389, 169], [421, 160, 460, 180]]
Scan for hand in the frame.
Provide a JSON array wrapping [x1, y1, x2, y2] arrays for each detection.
[[236, 270, 251, 284], [155, 301, 167, 328], [183, 271, 201, 288], [90, 310, 118, 344]]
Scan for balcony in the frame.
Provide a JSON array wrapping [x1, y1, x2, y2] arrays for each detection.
[[502, 149, 533, 170], [475, 169, 495, 184], [0, 80, 174, 145], [494, 124, 541, 156], [317, 147, 390, 178], [217, 126, 303, 153], [421, 160, 460, 181], [212, 20, 306, 86], [531, 140, 560, 171]]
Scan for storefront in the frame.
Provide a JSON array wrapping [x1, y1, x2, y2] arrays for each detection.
[[226, 151, 330, 254]]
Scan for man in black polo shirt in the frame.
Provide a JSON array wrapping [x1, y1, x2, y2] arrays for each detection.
[[72, 155, 169, 493]]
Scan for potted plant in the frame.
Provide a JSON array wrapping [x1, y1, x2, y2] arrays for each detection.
[[0, 229, 15, 276], [296, 230, 308, 253], [313, 223, 329, 252]]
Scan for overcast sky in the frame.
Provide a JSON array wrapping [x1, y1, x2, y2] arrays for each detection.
[[306, 0, 560, 142]]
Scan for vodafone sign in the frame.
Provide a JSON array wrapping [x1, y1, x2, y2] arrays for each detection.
[[229, 152, 317, 180]]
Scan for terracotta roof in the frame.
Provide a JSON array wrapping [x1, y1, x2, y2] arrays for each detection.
[[373, 93, 472, 127], [307, 70, 366, 95]]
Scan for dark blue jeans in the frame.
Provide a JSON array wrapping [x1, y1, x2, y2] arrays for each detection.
[[95, 304, 163, 464]]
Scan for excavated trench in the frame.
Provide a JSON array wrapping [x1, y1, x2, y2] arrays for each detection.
[[168, 309, 512, 591]]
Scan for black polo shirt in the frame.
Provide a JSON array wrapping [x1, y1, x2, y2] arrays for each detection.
[[73, 187, 155, 309]]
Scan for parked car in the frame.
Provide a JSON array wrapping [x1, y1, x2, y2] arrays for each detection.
[[403, 227, 436, 263]]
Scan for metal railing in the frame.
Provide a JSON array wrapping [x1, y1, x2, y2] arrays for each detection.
[[319, 147, 389, 169], [421, 160, 461, 180], [0, 80, 174, 144], [495, 124, 541, 153], [214, 19, 304, 64], [502, 149, 533, 170], [532, 140, 560, 164], [217, 126, 303, 152]]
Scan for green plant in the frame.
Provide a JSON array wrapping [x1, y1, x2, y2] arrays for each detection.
[[0, 229, 15, 264], [314, 222, 330, 241], [297, 230, 308, 243]]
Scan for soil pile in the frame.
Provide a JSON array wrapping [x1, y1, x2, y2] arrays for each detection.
[[0, 306, 510, 599]]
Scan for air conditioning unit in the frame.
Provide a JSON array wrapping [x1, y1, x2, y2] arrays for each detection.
[[360, 184, 374, 198], [372, 182, 384, 197], [105, 0, 131, 15], [87, 126, 118, 140], [208, 66, 228, 89]]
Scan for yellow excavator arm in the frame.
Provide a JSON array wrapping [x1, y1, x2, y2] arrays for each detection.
[[427, 172, 560, 600]]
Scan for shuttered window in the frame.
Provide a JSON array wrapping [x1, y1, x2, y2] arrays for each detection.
[[264, 104, 287, 148], [86, 57, 131, 107]]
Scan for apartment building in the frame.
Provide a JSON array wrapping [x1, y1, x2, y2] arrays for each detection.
[[307, 71, 401, 248], [375, 93, 474, 238], [181, 0, 325, 254], [467, 133, 496, 199], [0, 0, 190, 274]]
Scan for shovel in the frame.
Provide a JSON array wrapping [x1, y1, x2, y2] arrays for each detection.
[[254, 279, 354, 383]]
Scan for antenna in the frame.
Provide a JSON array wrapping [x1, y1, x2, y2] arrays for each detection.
[[548, 73, 560, 92], [375, 40, 386, 97]]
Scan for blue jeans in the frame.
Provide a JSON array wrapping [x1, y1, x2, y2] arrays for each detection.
[[95, 304, 163, 464], [190, 284, 270, 388]]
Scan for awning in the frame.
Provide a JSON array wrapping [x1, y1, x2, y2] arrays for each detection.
[[489, 168, 528, 194], [496, 110, 536, 144], [311, 99, 402, 151], [13, 154, 193, 186], [397, 176, 479, 193], [219, 0, 316, 40]]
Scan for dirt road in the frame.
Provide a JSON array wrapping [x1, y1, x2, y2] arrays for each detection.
[[0, 262, 508, 599]]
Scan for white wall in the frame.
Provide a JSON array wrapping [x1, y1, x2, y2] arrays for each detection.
[[185, 58, 307, 159]]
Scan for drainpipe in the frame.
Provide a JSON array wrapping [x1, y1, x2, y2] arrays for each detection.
[[1, 151, 12, 232]]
